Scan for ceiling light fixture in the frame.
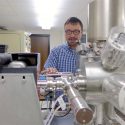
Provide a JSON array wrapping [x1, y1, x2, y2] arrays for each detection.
[[33, 0, 63, 30]]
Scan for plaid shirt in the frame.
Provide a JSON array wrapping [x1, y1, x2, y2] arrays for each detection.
[[44, 43, 79, 73]]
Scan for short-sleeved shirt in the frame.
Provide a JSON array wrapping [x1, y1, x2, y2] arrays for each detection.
[[44, 43, 79, 73]]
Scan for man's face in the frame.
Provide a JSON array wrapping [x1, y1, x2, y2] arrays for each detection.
[[64, 23, 83, 48]]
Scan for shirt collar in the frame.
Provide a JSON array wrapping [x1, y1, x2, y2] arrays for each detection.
[[65, 42, 76, 52]]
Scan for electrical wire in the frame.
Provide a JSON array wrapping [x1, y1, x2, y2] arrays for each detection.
[[44, 94, 66, 125]]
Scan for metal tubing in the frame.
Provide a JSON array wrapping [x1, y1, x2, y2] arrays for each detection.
[[62, 77, 93, 124]]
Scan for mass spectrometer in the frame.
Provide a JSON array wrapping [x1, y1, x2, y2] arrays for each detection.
[[38, 26, 125, 125]]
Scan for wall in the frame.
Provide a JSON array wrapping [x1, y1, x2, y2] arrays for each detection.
[[50, 28, 65, 49], [0, 31, 31, 53]]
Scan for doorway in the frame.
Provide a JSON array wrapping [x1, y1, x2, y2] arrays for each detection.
[[30, 34, 50, 72]]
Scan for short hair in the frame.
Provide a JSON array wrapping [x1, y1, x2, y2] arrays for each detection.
[[64, 17, 83, 31]]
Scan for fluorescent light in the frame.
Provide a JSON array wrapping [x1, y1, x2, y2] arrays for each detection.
[[33, 0, 63, 30], [37, 16, 54, 29]]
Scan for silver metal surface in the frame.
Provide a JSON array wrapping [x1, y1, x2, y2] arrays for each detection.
[[39, 34, 125, 125], [101, 27, 125, 70], [0, 73, 43, 125], [39, 59, 125, 125], [102, 73, 125, 114], [78, 55, 100, 76], [88, 0, 125, 42], [67, 85, 93, 124], [84, 61, 111, 80], [8, 61, 26, 68], [61, 76, 93, 124]]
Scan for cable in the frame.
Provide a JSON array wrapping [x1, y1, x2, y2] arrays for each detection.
[[45, 106, 61, 125], [55, 105, 71, 117], [44, 94, 66, 125]]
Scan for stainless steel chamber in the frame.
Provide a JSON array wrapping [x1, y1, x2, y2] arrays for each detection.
[[88, 0, 125, 42]]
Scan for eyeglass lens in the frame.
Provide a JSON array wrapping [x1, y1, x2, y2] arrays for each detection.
[[65, 30, 80, 35]]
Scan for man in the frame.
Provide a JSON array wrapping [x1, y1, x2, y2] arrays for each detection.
[[44, 17, 83, 74], [41, 17, 84, 125]]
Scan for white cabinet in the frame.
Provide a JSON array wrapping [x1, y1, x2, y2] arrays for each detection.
[[0, 31, 31, 53]]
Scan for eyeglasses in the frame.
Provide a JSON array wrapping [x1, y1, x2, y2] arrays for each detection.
[[65, 30, 80, 35]]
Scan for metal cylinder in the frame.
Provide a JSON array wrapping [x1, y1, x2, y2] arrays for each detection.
[[101, 26, 125, 70], [88, 0, 125, 42], [67, 86, 93, 124], [61, 77, 93, 124], [84, 61, 111, 80], [102, 73, 125, 114]]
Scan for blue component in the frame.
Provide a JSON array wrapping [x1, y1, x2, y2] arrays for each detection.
[[55, 89, 63, 98], [55, 89, 68, 102], [38, 75, 46, 80]]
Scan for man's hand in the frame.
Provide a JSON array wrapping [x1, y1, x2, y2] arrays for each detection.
[[46, 68, 58, 74], [41, 68, 58, 74]]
